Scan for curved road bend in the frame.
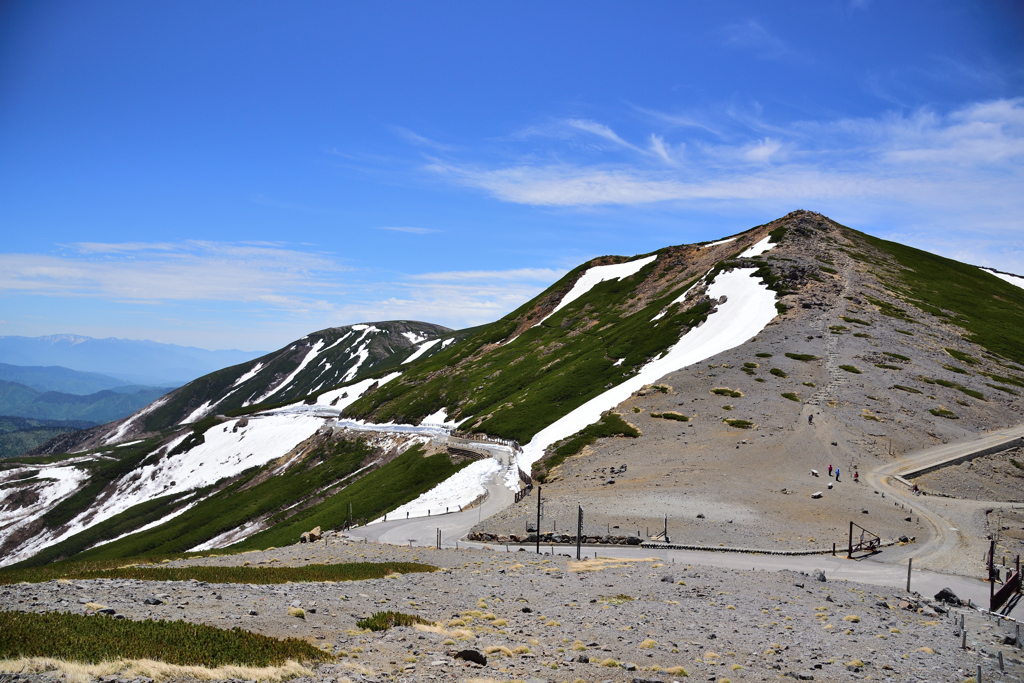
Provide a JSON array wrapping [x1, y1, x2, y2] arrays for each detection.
[[348, 424, 1024, 610]]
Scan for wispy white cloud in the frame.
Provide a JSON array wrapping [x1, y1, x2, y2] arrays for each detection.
[[410, 267, 564, 282], [375, 226, 442, 234], [392, 126, 454, 151], [565, 119, 643, 152], [721, 19, 791, 59]]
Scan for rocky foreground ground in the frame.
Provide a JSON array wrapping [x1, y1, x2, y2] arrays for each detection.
[[3, 535, 1024, 683]]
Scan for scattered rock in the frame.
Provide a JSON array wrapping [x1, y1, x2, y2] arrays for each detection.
[[143, 597, 163, 605], [454, 649, 487, 666], [812, 569, 826, 582], [934, 587, 961, 605], [660, 575, 674, 583]]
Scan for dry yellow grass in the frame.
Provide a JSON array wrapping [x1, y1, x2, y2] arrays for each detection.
[[288, 607, 305, 619], [665, 665, 689, 675], [83, 603, 107, 611], [639, 639, 657, 649], [483, 646, 513, 657], [512, 645, 530, 655], [0, 657, 315, 683], [571, 640, 587, 651], [842, 615, 860, 623], [567, 557, 657, 573]]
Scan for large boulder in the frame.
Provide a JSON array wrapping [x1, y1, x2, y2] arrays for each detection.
[[935, 587, 961, 605], [454, 649, 487, 666]]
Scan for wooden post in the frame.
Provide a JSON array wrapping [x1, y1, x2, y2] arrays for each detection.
[[664, 514, 668, 543], [847, 521, 853, 559], [907, 558, 912, 592], [576, 505, 583, 561], [978, 664, 983, 683], [536, 486, 542, 555]]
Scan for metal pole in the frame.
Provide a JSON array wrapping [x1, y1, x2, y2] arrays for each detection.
[[576, 505, 583, 560], [536, 486, 542, 554], [907, 558, 912, 592], [848, 521, 853, 559]]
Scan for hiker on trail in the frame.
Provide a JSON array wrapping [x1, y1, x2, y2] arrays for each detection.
[[828, 464, 833, 477], [808, 414, 813, 425], [913, 483, 919, 494], [854, 470, 859, 482], [835, 467, 840, 482]]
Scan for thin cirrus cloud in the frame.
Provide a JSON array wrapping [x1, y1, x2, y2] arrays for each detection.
[[425, 99, 1024, 233], [0, 241, 347, 308]]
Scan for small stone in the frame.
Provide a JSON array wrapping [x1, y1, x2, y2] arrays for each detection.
[[454, 649, 486, 666]]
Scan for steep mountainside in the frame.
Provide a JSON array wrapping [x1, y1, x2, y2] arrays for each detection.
[[0, 416, 94, 459], [38, 320, 455, 453], [3, 211, 1023, 570]]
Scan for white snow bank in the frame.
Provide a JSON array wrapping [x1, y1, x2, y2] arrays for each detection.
[[421, 407, 457, 428], [0, 463, 91, 566], [253, 339, 326, 404], [531, 255, 658, 329], [702, 237, 736, 248], [230, 362, 264, 389], [519, 267, 779, 469], [103, 395, 171, 445], [341, 326, 382, 382], [38, 413, 324, 560], [376, 458, 502, 521], [983, 267, 1024, 291], [740, 235, 773, 258], [402, 331, 429, 345], [402, 338, 441, 364], [441, 338, 455, 348], [313, 371, 402, 411], [181, 400, 214, 425]]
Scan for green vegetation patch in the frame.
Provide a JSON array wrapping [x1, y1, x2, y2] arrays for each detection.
[[875, 364, 902, 370], [535, 412, 640, 482], [723, 419, 753, 429], [945, 348, 979, 365], [863, 295, 912, 321], [986, 383, 1020, 396], [841, 316, 871, 326], [0, 559, 434, 586], [857, 231, 1024, 364], [0, 610, 331, 666], [895, 329, 914, 335], [819, 266, 838, 275], [929, 408, 958, 419], [785, 353, 818, 362], [884, 352, 910, 362], [839, 365, 862, 374], [981, 371, 1024, 388], [802, 382, 816, 387], [781, 393, 800, 402], [650, 412, 690, 422], [755, 352, 773, 358], [711, 388, 743, 398], [356, 611, 432, 632], [853, 332, 872, 338], [743, 362, 759, 369], [943, 364, 969, 375], [893, 385, 923, 394], [829, 325, 848, 334]]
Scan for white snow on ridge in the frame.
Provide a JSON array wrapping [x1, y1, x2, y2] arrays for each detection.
[[181, 400, 214, 425], [313, 371, 402, 411], [402, 338, 441, 364], [402, 331, 429, 345], [519, 267, 779, 469], [441, 338, 454, 348], [983, 267, 1024, 291], [341, 326, 382, 382], [530, 255, 658, 330], [701, 237, 736, 248], [0, 464, 91, 567], [379, 458, 502, 521], [35, 413, 324, 562], [254, 339, 326, 404], [230, 362, 264, 389], [740, 235, 773, 258], [103, 395, 171, 445]]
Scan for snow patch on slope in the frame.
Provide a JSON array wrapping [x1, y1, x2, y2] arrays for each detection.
[[341, 326, 381, 382], [982, 267, 1024, 291], [378, 458, 502, 521], [314, 372, 402, 412], [402, 338, 441, 364], [102, 395, 171, 445], [702, 237, 736, 248], [0, 463, 92, 567], [230, 362, 264, 389], [740, 235, 773, 258], [402, 331, 429, 345], [253, 339, 326, 404], [519, 266, 779, 469], [532, 255, 657, 329]]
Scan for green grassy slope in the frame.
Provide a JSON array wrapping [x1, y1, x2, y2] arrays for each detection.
[[852, 230, 1024, 365]]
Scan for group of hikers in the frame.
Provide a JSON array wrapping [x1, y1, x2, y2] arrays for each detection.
[[827, 463, 858, 482]]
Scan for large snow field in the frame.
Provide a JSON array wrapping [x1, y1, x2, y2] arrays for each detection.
[[16, 413, 325, 564], [312, 371, 402, 411], [740, 235, 774, 258], [519, 265, 780, 470], [0, 462, 92, 566], [374, 458, 503, 522], [529, 255, 658, 331], [252, 338, 326, 404]]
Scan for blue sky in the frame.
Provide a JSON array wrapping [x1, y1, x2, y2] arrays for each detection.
[[1, 1, 1022, 351]]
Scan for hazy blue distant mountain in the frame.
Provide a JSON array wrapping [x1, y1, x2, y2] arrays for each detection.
[[0, 363, 139, 395], [0, 335, 264, 386], [0, 380, 172, 423]]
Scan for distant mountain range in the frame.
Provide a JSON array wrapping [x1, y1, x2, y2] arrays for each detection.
[[0, 335, 264, 386], [0, 381, 171, 425], [0, 363, 143, 395], [0, 416, 96, 459]]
